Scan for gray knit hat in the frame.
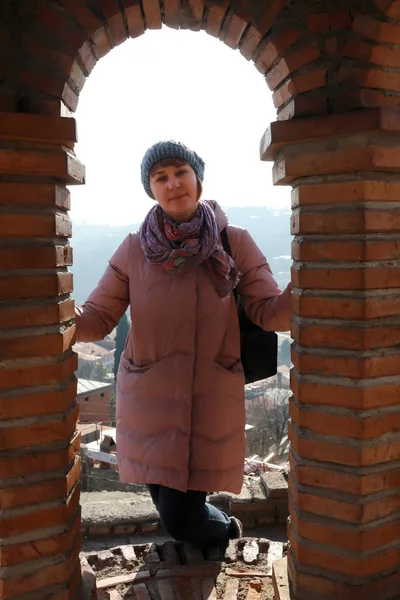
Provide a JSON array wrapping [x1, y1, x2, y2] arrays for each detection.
[[141, 140, 205, 199]]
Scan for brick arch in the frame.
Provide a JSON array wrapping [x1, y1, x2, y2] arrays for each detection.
[[15, 0, 345, 122], [17, 0, 286, 116], [20, 1, 395, 122]]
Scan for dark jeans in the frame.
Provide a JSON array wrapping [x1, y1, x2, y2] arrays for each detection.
[[148, 484, 233, 545]]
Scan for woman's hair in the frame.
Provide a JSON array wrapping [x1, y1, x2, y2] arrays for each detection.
[[149, 158, 186, 177]]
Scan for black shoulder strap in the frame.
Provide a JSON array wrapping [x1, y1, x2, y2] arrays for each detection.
[[220, 228, 238, 303], [220, 227, 232, 256]]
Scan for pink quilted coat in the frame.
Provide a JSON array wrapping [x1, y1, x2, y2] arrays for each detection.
[[75, 202, 292, 493]]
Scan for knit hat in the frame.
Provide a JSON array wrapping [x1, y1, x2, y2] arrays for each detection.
[[141, 140, 205, 199]]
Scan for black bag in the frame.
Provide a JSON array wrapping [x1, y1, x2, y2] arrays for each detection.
[[221, 228, 278, 384]]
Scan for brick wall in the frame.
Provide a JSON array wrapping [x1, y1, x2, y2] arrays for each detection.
[[78, 390, 111, 423]]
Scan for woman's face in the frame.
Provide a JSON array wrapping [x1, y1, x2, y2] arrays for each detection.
[[149, 161, 200, 222]]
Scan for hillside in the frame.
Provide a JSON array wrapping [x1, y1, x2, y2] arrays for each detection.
[[71, 206, 292, 305]]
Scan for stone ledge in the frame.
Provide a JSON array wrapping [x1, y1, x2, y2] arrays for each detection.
[[81, 475, 289, 538]]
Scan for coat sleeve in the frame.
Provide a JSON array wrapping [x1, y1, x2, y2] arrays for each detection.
[[74, 234, 131, 342], [234, 228, 292, 332]]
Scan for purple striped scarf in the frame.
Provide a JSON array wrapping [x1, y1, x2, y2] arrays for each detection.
[[139, 201, 240, 297]]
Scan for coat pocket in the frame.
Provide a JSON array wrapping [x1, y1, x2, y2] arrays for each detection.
[[213, 359, 244, 376]]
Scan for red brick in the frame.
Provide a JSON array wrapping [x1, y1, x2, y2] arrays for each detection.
[[290, 399, 400, 439], [339, 64, 400, 94], [306, 13, 330, 32], [0, 145, 84, 183], [273, 68, 327, 109], [68, 60, 86, 94], [274, 144, 400, 184], [183, 0, 205, 32], [77, 41, 97, 75], [262, 107, 400, 160], [22, 35, 85, 95], [255, 28, 301, 74], [121, 2, 145, 37], [0, 213, 71, 238], [59, 0, 103, 33], [0, 404, 78, 451], [277, 92, 327, 120], [325, 36, 338, 55], [163, 0, 181, 29], [34, 5, 86, 52], [288, 549, 400, 600], [292, 238, 400, 262], [0, 560, 72, 599], [344, 37, 400, 69], [113, 524, 137, 535], [330, 10, 352, 29], [0, 534, 81, 598], [21, 67, 79, 112], [239, 26, 262, 60], [92, 27, 112, 58], [292, 180, 400, 207], [291, 368, 400, 410], [95, 0, 127, 45], [0, 509, 81, 566], [292, 207, 400, 235], [0, 272, 73, 300], [221, 12, 247, 50], [353, 14, 400, 45], [0, 431, 80, 479], [291, 263, 400, 291], [0, 459, 80, 509], [0, 244, 73, 269], [88, 524, 112, 536], [373, 0, 400, 18], [142, 0, 162, 29], [205, 1, 229, 37], [0, 379, 76, 421], [292, 291, 400, 320], [0, 112, 76, 146], [289, 471, 400, 526], [266, 44, 321, 90], [289, 422, 400, 471], [0, 352, 77, 390], [289, 453, 400, 497], [289, 515, 400, 578], [291, 344, 400, 378], [0, 326, 75, 361], [0, 298, 74, 329], [1, 482, 80, 538], [0, 183, 70, 208], [292, 319, 400, 351], [334, 87, 400, 112]]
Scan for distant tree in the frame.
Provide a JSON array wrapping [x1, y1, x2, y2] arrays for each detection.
[[77, 359, 109, 382], [279, 338, 291, 366], [114, 313, 130, 381], [246, 387, 289, 457]]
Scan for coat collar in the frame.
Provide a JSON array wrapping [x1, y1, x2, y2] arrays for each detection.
[[203, 200, 228, 232]]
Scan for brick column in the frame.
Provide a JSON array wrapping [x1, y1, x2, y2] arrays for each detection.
[[0, 113, 84, 599], [262, 107, 400, 600]]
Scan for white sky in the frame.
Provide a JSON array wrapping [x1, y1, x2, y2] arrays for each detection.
[[70, 27, 290, 225]]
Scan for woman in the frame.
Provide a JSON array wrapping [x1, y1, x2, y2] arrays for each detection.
[[75, 140, 292, 546]]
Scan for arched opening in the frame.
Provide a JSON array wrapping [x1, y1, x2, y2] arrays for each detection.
[[72, 25, 293, 561]]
